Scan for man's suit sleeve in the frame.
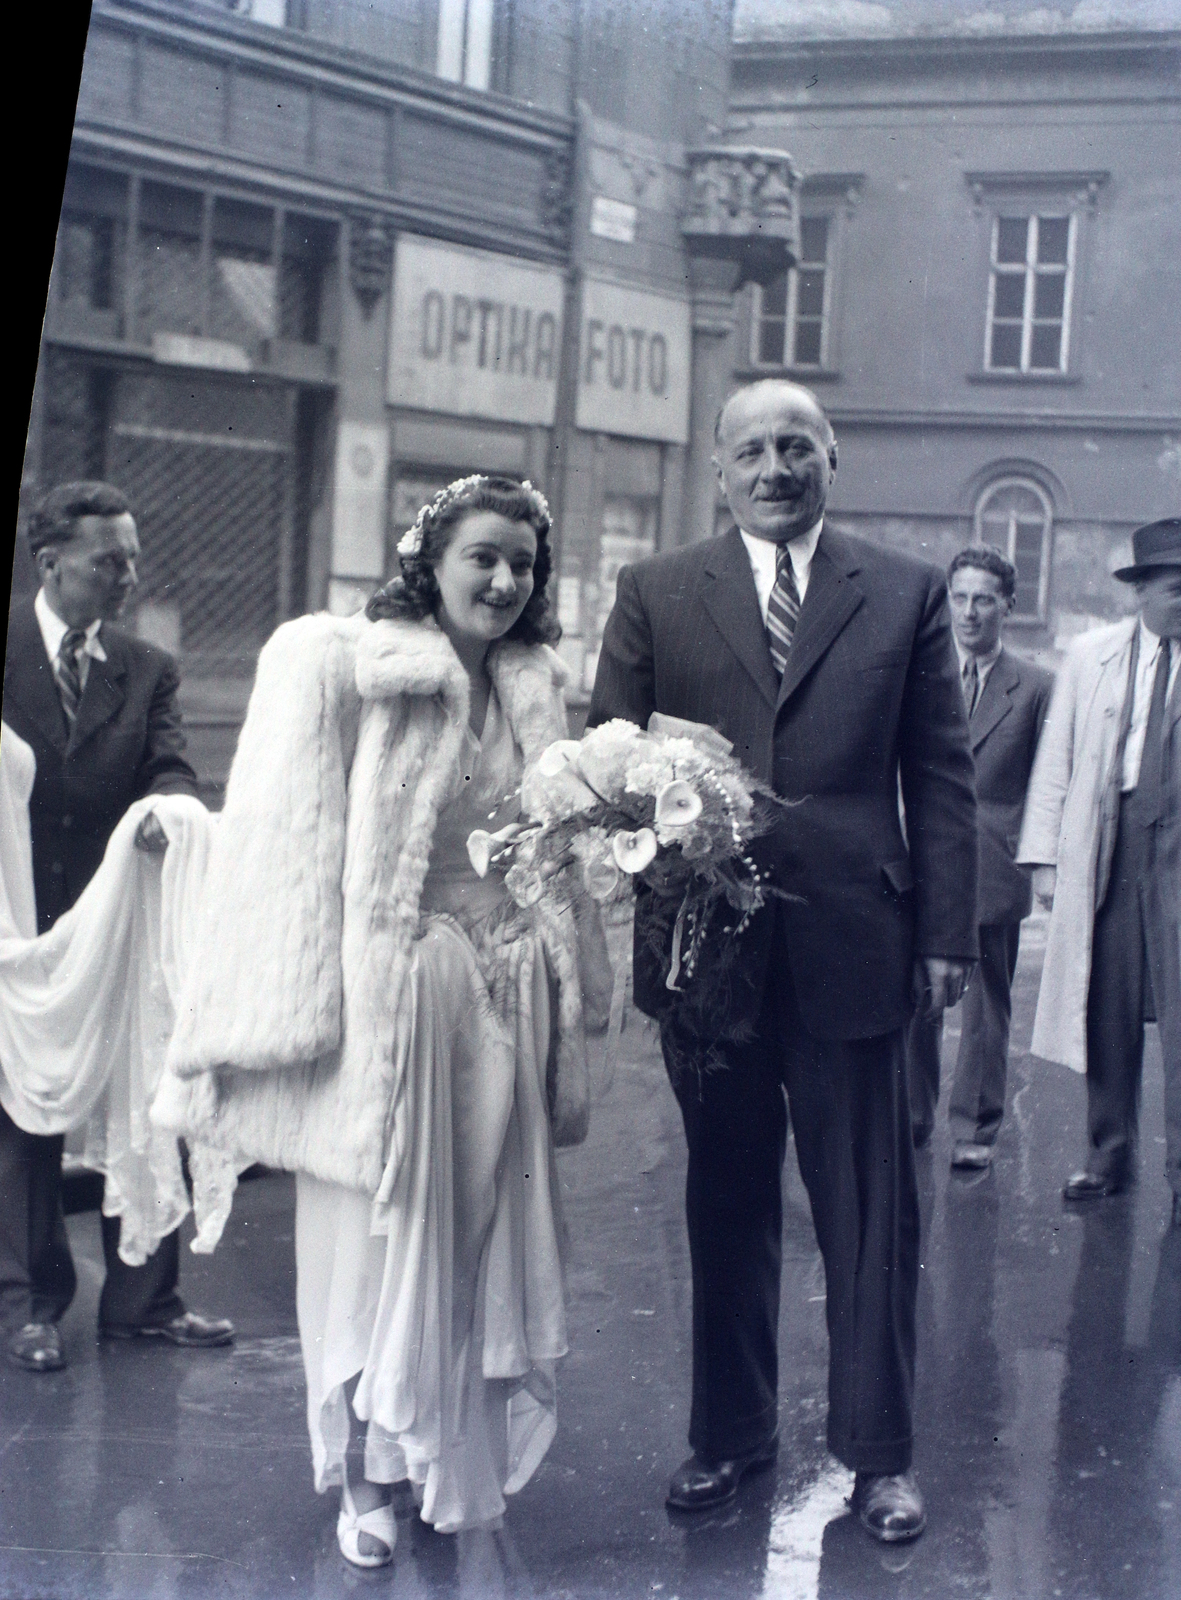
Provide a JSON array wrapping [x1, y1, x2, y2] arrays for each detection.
[[897, 569, 979, 959], [137, 653, 200, 799], [588, 564, 657, 732]]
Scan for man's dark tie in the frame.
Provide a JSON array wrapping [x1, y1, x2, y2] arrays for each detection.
[[1136, 640, 1174, 825], [55, 629, 87, 726], [962, 656, 979, 717], [765, 546, 801, 677]]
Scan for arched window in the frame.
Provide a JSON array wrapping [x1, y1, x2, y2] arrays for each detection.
[[974, 477, 1053, 621]]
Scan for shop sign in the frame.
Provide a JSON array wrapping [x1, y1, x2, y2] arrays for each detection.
[[590, 196, 637, 243], [387, 236, 565, 426], [331, 419, 389, 580], [575, 278, 691, 445]]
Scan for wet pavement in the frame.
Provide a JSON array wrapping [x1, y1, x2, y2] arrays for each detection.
[[2, 915, 1179, 1600]]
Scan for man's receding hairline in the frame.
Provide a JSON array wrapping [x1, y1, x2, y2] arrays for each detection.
[[714, 380, 835, 448]]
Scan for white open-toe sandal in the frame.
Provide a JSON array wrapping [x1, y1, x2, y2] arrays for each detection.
[[337, 1478, 396, 1569]]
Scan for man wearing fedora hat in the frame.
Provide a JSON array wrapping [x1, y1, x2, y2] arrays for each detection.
[[1018, 519, 1181, 1227]]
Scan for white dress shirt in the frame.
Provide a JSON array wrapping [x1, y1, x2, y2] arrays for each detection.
[[1122, 618, 1181, 792], [35, 587, 106, 696], [739, 518, 824, 625]]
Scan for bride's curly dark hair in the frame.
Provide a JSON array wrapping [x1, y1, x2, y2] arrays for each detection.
[[366, 475, 561, 646]]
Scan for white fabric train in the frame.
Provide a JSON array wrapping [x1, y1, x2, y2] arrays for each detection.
[[0, 721, 237, 1266]]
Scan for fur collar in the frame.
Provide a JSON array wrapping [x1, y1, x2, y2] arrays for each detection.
[[355, 617, 568, 759]]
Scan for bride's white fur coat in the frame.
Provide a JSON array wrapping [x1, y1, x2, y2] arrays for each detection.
[[155, 612, 590, 1194]]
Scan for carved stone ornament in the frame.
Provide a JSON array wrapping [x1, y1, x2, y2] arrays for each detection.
[[539, 147, 574, 242], [681, 146, 801, 290], [349, 214, 394, 318]]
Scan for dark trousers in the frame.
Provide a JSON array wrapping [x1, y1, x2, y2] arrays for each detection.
[[664, 958, 919, 1476], [1085, 794, 1181, 1192], [0, 1103, 184, 1334], [907, 922, 1022, 1147]]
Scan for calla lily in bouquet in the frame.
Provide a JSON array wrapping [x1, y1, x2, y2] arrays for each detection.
[[468, 713, 791, 1002]]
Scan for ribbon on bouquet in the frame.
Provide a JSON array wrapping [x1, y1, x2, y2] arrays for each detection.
[[665, 892, 691, 992]]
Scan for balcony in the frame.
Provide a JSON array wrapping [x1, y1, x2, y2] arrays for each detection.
[[74, 1, 575, 265]]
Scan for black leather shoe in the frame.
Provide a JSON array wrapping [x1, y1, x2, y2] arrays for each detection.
[[666, 1439, 778, 1511], [101, 1311, 235, 1347], [1063, 1171, 1125, 1201], [851, 1471, 926, 1543], [7, 1322, 66, 1372]]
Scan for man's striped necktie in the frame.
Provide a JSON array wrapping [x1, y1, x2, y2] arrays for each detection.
[[55, 629, 87, 726], [765, 545, 801, 677]]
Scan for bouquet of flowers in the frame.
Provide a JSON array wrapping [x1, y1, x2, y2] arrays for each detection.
[[466, 714, 787, 999]]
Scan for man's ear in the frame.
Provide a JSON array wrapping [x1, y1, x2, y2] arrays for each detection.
[[827, 441, 839, 479], [35, 547, 57, 583], [712, 455, 725, 493]]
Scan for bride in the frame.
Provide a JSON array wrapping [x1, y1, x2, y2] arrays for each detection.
[[157, 475, 599, 1565]]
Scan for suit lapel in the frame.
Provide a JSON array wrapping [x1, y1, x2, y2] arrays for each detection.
[[3, 605, 70, 753], [67, 627, 127, 756], [700, 527, 780, 711], [970, 651, 1019, 750], [776, 534, 864, 711]]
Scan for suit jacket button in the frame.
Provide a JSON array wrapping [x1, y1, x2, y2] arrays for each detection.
[[61, 815, 73, 829], [51, 861, 64, 875]]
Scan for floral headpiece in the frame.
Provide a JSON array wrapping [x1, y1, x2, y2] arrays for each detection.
[[396, 475, 552, 560]]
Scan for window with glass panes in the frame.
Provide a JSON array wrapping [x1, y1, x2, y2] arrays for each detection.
[[975, 479, 1053, 619], [752, 215, 831, 369], [986, 214, 1074, 373], [437, 0, 496, 88]]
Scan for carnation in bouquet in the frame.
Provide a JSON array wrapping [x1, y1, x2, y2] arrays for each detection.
[[466, 713, 792, 1008]]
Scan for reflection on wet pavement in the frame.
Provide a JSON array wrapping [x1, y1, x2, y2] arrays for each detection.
[[1, 932, 1177, 1599]]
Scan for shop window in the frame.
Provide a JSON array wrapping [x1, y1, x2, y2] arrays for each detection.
[[751, 216, 831, 370], [54, 215, 118, 312], [69, 171, 335, 352], [138, 182, 204, 339], [974, 477, 1053, 621], [279, 216, 333, 345], [596, 496, 659, 638], [211, 197, 277, 344], [985, 214, 1075, 374], [390, 473, 451, 570]]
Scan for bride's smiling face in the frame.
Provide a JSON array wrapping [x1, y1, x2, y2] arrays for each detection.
[[433, 510, 537, 644]]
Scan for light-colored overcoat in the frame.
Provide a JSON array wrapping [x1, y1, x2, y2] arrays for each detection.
[[154, 612, 591, 1193], [1017, 616, 1139, 1073]]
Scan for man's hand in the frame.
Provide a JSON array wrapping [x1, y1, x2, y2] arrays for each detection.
[[134, 812, 168, 855], [913, 956, 974, 1021], [1031, 865, 1056, 912]]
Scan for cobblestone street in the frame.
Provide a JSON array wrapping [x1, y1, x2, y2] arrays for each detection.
[[2, 916, 1178, 1600]]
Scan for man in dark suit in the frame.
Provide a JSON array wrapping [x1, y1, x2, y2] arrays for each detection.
[[1, 481, 234, 1372], [908, 546, 1054, 1171], [589, 380, 977, 1542]]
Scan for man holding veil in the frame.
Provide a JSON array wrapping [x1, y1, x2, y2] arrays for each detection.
[[590, 380, 976, 1543], [0, 481, 234, 1372]]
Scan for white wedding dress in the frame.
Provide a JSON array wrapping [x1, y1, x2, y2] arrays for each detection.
[[295, 687, 568, 1533]]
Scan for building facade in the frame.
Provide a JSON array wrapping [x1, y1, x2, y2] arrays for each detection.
[[17, 0, 731, 787], [725, 1, 1180, 653]]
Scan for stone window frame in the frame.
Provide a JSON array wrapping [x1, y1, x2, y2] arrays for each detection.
[[740, 173, 864, 383], [965, 171, 1108, 387], [973, 474, 1055, 623]]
